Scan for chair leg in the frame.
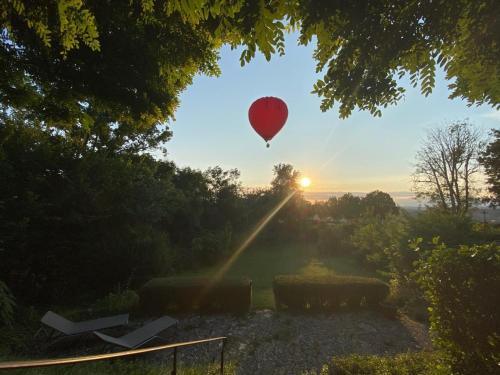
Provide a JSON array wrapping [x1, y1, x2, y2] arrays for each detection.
[[34, 327, 44, 339], [34, 327, 50, 351], [34, 327, 55, 340]]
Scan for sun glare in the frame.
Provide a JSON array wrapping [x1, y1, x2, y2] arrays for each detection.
[[300, 177, 311, 188]]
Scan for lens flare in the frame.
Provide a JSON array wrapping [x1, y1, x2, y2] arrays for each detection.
[[193, 190, 297, 305], [300, 177, 311, 188]]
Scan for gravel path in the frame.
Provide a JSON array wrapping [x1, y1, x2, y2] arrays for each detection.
[[154, 310, 431, 375]]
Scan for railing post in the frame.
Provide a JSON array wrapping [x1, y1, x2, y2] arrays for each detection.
[[171, 347, 177, 375], [220, 338, 226, 375]]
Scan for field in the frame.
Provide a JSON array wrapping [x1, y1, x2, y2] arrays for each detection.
[[180, 242, 375, 309]]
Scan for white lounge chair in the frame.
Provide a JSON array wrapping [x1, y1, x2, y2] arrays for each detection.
[[39, 310, 129, 338], [94, 316, 178, 349]]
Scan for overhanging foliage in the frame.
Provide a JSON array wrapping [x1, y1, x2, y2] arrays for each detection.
[[1, 1, 499, 150]]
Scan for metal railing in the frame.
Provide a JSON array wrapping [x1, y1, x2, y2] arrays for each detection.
[[0, 336, 227, 374]]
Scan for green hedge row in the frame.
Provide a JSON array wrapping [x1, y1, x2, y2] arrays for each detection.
[[273, 275, 389, 312], [139, 277, 252, 314]]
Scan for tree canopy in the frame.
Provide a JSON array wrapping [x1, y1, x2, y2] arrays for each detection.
[[1, 0, 499, 150], [480, 129, 500, 206], [362, 190, 398, 218]]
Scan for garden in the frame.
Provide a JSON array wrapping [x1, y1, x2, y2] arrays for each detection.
[[1, 1, 500, 374]]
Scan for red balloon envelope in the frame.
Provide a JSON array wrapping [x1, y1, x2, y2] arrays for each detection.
[[248, 97, 288, 147]]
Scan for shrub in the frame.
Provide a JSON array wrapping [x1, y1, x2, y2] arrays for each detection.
[[316, 223, 356, 256], [0, 305, 40, 354], [408, 210, 474, 247], [385, 238, 429, 321], [350, 214, 409, 270], [93, 289, 140, 315], [0, 280, 15, 327], [190, 227, 232, 267], [417, 242, 500, 374], [302, 352, 447, 375], [471, 222, 500, 243], [139, 277, 252, 314], [273, 275, 389, 312]]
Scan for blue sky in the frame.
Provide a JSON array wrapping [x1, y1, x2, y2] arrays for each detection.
[[162, 32, 499, 196]]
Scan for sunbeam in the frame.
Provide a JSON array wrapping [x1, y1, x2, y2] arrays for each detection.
[[194, 190, 297, 305]]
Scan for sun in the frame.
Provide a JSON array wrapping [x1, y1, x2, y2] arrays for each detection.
[[300, 177, 311, 188]]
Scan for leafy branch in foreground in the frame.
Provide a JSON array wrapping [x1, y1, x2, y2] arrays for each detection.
[[1, 1, 499, 149]]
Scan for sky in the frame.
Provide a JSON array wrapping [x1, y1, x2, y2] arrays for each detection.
[[161, 32, 499, 202]]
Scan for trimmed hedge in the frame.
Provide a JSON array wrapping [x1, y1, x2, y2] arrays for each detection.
[[273, 275, 389, 312], [139, 277, 252, 314]]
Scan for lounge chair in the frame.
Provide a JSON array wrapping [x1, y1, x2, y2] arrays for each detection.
[[39, 311, 129, 339], [94, 316, 178, 349]]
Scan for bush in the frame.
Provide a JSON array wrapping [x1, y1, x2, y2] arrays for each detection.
[[0, 130, 179, 305], [273, 275, 389, 312], [0, 305, 40, 354], [385, 238, 429, 321], [93, 289, 140, 315], [408, 210, 474, 247], [0, 280, 15, 327], [139, 277, 252, 314], [302, 352, 447, 375], [471, 222, 500, 243], [417, 242, 500, 374], [189, 227, 232, 267], [316, 223, 356, 256], [350, 214, 409, 270]]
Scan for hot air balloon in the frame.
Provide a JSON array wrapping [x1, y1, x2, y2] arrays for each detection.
[[248, 97, 288, 147]]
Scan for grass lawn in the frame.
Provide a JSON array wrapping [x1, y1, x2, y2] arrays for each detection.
[[179, 242, 375, 310]]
